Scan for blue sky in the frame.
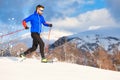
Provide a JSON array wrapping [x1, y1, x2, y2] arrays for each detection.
[[0, 0, 120, 42]]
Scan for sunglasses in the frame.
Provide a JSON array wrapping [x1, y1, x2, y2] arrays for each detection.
[[39, 9, 44, 12]]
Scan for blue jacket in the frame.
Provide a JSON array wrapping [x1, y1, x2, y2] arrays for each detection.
[[23, 11, 49, 34]]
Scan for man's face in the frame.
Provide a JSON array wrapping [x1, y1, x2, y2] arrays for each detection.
[[37, 7, 44, 15]]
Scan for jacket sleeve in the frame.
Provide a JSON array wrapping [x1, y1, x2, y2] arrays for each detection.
[[23, 14, 33, 22], [41, 16, 49, 26], [22, 15, 33, 28]]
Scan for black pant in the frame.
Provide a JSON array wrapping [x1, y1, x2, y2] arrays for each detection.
[[24, 32, 45, 58]]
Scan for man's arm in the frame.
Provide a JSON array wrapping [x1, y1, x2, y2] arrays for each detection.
[[43, 22, 52, 27], [41, 16, 52, 27], [22, 15, 33, 29]]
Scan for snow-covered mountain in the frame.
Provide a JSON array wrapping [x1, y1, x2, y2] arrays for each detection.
[[0, 57, 120, 80], [49, 27, 120, 71], [50, 27, 120, 53]]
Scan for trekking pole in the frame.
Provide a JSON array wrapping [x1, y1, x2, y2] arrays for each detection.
[[0, 28, 25, 38], [45, 27, 52, 53]]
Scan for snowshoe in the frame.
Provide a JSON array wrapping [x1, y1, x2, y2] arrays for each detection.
[[19, 53, 26, 62], [41, 58, 48, 63]]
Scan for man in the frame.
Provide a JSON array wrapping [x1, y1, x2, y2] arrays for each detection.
[[20, 4, 52, 63]]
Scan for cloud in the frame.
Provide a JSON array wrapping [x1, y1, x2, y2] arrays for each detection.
[[32, 0, 95, 20], [106, 0, 120, 22], [88, 26, 101, 30], [0, 0, 119, 42], [0, 0, 95, 31], [0, 0, 99, 25], [52, 8, 118, 34]]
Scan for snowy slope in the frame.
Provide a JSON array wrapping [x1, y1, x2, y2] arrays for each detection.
[[0, 57, 120, 80]]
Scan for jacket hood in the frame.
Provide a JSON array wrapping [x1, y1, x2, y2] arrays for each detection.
[[34, 11, 38, 14]]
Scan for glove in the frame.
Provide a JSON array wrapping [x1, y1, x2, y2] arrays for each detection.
[[49, 24, 52, 27], [25, 26, 29, 29]]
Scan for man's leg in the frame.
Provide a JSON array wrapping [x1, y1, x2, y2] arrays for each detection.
[[38, 37, 48, 62], [34, 34, 48, 62], [29, 33, 45, 58], [23, 33, 38, 56], [38, 36, 45, 58]]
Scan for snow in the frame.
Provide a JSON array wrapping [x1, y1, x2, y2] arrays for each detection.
[[0, 57, 120, 80]]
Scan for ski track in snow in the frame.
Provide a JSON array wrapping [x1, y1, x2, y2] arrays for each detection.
[[0, 57, 120, 80]]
